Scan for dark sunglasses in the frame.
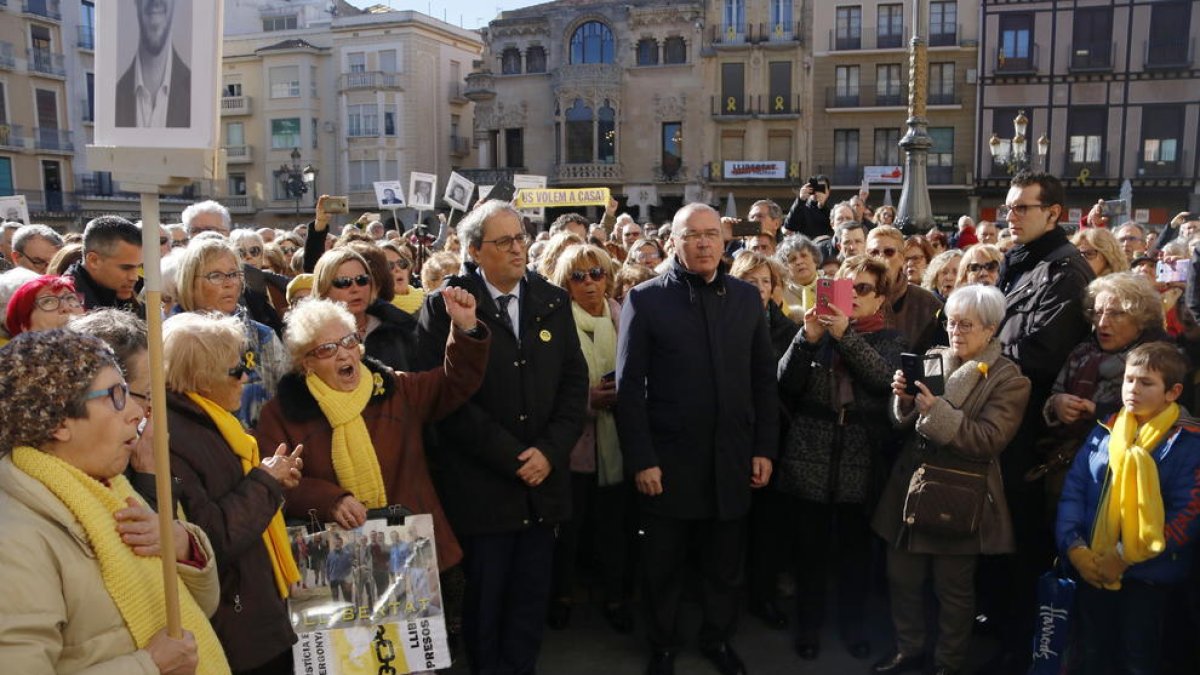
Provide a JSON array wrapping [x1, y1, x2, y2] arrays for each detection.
[[331, 274, 372, 289], [82, 382, 129, 411], [388, 259, 411, 271], [239, 246, 263, 258], [851, 282, 876, 296], [967, 261, 1001, 273], [171, 238, 189, 248], [569, 267, 607, 283]]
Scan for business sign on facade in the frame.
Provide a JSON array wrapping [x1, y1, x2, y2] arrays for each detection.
[[723, 161, 788, 180], [864, 166, 904, 184]]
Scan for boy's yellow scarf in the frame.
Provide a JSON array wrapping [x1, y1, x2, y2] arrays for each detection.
[[12, 446, 231, 674], [305, 363, 387, 509], [186, 393, 300, 598], [1093, 404, 1174, 589]]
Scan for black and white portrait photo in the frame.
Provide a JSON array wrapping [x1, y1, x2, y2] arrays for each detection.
[[116, 0, 191, 128], [373, 180, 405, 209], [408, 172, 437, 211], [443, 171, 474, 211]]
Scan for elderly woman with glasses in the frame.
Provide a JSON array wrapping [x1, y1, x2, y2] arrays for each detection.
[[954, 244, 1004, 288], [4, 275, 85, 341], [777, 255, 905, 661], [874, 285, 1030, 675], [162, 312, 305, 674], [313, 247, 418, 372], [0, 330, 226, 674], [777, 234, 822, 321], [177, 237, 289, 429]]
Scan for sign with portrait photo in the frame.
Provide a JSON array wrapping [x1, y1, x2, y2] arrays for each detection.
[[94, 0, 221, 149], [408, 172, 437, 212], [373, 181, 405, 209], [0, 195, 30, 225], [513, 173, 547, 221], [443, 171, 475, 211]]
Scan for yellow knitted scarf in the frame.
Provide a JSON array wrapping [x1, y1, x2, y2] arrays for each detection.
[[305, 363, 387, 509], [1092, 403, 1174, 589], [11, 446, 231, 674], [186, 393, 301, 599]]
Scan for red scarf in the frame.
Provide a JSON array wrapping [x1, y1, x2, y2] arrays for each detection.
[[850, 312, 886, 334]]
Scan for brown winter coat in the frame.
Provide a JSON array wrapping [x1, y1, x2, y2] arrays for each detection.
[[872, 340, 1031, 555], [255, 326, 489, 571]]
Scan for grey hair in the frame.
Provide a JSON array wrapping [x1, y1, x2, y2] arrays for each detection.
[[67, 308, 148, 374], [922, 249, 964, 292], [1, 221, 22, 235], [945, 284, 1006, 329], [229, 228, 264, 249], [181, 200, 231, 235], [830, 201, 855, 226], [776, 234, 821, 267], [750, 199, 782, 221], [176, 237, 240, 312], [0, 267, 39, 336], [458, 201, 523, 262], [12, 224, 63, 253], [671, 202, 719, 235], [283, 298, 358, 368], [1084, 271, 1164, 331]]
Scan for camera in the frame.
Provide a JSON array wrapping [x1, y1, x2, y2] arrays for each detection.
[[806, 176, 827, 194]]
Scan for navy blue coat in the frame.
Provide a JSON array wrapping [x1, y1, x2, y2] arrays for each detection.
[[616, 257, 779, 521]]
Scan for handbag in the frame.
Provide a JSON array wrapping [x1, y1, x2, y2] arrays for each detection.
[[1027, 561, 1076, 674], [902, 462, 988, 538]]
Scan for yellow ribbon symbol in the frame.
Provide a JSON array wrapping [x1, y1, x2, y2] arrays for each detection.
[[372, 372, 385, 396], [1077, 168, 1091, 186], [243, 350, 256, 370], [789, 163, 799, 179], [774, 23, 784, 38], [727, 25, 736, 41], [726, 97, 737, 112], [774, 96, 785, 111]]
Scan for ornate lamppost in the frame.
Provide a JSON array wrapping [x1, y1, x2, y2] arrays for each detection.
[[275, 147, 316, 215], [896, 0, 933, 234], [988, 110, 1050, 174]]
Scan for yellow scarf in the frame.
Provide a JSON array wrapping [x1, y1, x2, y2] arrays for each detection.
[[186, 393, 301, 599], [1093, 404, 1174, 589], [305, 363, 387, 509], [571, 300, 622, 486], [12, 447, 231, 674]]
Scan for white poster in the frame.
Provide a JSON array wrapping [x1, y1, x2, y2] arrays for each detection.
[[864, 166, 904, 184], [0, 195, 30, 225], [373, 181, 405, 209], [407, 172, 437, 211], [513, 173, 547, 221], [723, 161, 788, 180], [94, 0, 220, 149], [443, 171, 475, 211]]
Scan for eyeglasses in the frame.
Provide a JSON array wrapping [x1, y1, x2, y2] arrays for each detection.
[[33, 292, 84, 311], [1078, 249, 1101, 261], [388, 259, 411, 271], [1085, 307, 1130, 323], [16, 251, 50, 269], [239, 246, 263, 258], [677, 230, 722, 243], [82, 382, 129, 411], [868, 247, 899, 259], [228, 361, 256, 380], [279, 245, 297, 255], [569, 267, 607, 283], [171, 238, 189, 249], [331, 274, 372, 289], [130, 390, 152, 405], [851, 282, 876, 296], [481, 233, 532, 251], [946, 319, 977, 333], [202, 270, 245, 285], [967, 261, 1001, 273], [307, 332, 362, 359], [999, 203, 1049, 219]]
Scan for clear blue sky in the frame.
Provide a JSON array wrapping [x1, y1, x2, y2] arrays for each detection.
[[345, 0, 534, 29]]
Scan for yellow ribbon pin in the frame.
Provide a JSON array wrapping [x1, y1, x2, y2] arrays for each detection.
[[372, 372, 385, 396], [774, 96, 784, 111], [726, 97, 737, 112], [539, 329, 552, 343], [243, 350, 256, 370]]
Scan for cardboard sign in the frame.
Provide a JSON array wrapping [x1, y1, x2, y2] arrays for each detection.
[[513, 187, 611, 209]]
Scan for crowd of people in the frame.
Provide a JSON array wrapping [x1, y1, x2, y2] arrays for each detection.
[[1, 172, 1199, 675]]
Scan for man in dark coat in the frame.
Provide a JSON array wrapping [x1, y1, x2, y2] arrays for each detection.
[[617, 203, 779, 675], [416, 200, 588, 675], [67, 215, 145, 317]]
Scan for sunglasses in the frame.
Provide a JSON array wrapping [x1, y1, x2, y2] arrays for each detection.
[[307, 332, 363, 359], [388, 259, 412, 271], [82, 381, 129, 411], [279, 245, 297, 255], [331, 274, 372, 289], [869, 247, 899, 258], [228, 360, 256, 379], [851, 282, 876, 296], [967, 261, 1001, 273], [239, 246, 263, 258], [34, 292, 84, 311], [569, 267, 607, 283]]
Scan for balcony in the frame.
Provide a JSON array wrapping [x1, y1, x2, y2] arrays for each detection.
[[711, 94, 802, 118], [927, 89, 962, 106], [929, 24, 960, 48], [449, 135, 471, 157], [223, 145, 253, 163], [1144, 38, 1194, 69], [996, 44, 1040, 75], [0, 123, 24, 150], [34, 127, 72, 153], [1069, 42, 1114, 72], [828, 26, 909, 52], [224, 196, 258, 214], [463, 71, 495, 101], [448, 83, 469, 103], [339, 71, 400, 91], [26, 48, 64, 77], [221, 95, 252, 116], [1063, 150, 1109, 180], [711, 95, 753, 117], [825, 85, 909, 109], [553, 162, 622, 183], [22, 0, 60, 22], [757, 21, 803, 45], [710, 22, 751, 46], [77, 25, 94, 50], [0, 42, 14, 70]]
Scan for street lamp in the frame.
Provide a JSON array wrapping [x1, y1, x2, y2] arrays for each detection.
[[275, 147, 316, 214], [989, 111, 1049, 173]]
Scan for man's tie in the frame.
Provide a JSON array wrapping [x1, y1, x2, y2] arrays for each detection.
[[496, 294, 516, 335]]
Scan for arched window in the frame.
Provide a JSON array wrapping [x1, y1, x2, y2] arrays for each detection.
[[501, 47, 521, 75], [598, 101, 616, 163], [663, 36, 687, 64], [565, 98, 594, 163], [570, 21, 614, 64], [636, 38, 658, 66], [526, 45, 546, 73]]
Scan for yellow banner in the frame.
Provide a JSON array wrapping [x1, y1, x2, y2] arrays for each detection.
[[513, 187, 610, 209]]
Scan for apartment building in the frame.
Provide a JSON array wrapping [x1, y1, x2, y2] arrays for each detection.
[[809, 0, 978, 220], [977, 0, 1200, 223]]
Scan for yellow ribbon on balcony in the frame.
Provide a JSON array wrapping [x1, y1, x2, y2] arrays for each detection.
[[1077, 168, 1092, 187], [774, 96, 785, 111], [727, 97, 737, 112]]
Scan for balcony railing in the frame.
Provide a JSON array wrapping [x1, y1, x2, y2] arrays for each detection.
[[1063, 150, 1109, 179], [22, 189, 76, 214], [825, 85, 909, 109], [554, 162, 623, 183], [1069, 42, 1114, 72], [927, 89, 962, 106], [928, 23, 960, 47], [450, 135, 471, 157], [1145, 38, 1194, 69], [223, 145, 252, 163], [822, 166, 862, 185], [22, 0, 60, 21], [339, 71, 400, 91], [77, 25, 94, 50], [224, 196, 257, 213], [0, 123, 24, 150], [758, 21, 803, 44], [711, 94, 804, 117], [996, 44, 1040, 74], [0, 42, 14, 70], [928, 164, 960, 185], [710, 22, 751, 46], [828, 26, 909, 51], [27, 48, 64, 76], [221, 95, 252, 116], [34, 127, 72, 152], [1138, 149, 1190, 178]]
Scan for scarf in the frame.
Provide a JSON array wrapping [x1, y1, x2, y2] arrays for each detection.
[[571, 300, 622, 486], [185, 393, 301, 599], [1092, 403, 1174, 589], [11, 446, 231, 674], [305, 363, 388, 508], [827, 312, 888, 410]]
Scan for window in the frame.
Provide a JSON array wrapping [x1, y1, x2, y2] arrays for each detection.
[[721, 130, 745, 162], [312, 118, 318, 149], [877, 4, 904, 49], [834, 65, 859, 107], [929, 1, 957, 46], [663, 37, 687, 64], [874, 128, 901, 165], [526, 46, 546, 73], [1148, 3, 1192, 67], [876, 64, 902, 106], [768, 61, 792, 114], [383, 106, 396, 136], [721, 62, 744, 114], [85, 72, 94, 122], [269, 66, 300, 98], [998, 14, 1033, 71], [637, 39, 658, 66], [0, 83, 7, 125], [770, 0, 793, 36], [570, 22, 614, 64], [501, 48, 521, 75], [928, 63, 954, 105], [262, 15, 298, 32], [1071, 8, 1113, 70], [662, 122, 682, 178], [347, 104, 379, 137], [35, 88, 57, 132], [224, 82, 243, 97], [1067, 108, 1105, 169], [1141, 107, 1183, 174], [565, 99, 593, 163], [379, 50, 397, 73], [271, 118, 301, 149], [505, 128, 524, 168], [81, 1, 95, 49], [311, 65, 318, 98], [229, 173, 247, 196], [0, 158, 15, 196], [835, 6, 862, 50], [834, 129, 860, 183], [225, 122, 244, 146], [598, 101, 615, 163], [348, 160, 380, 191], [928, 127, 954, 183], [723, 0, 746, 34], [768, 131, 792, 162], [347, 52, 366, 73]]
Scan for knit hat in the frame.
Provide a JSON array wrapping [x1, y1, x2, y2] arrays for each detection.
[[5, 275, 77, 337], [287, 273, 314, 305], [0, 329, 118, 455]]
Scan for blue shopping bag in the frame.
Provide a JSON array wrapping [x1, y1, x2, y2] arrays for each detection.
[[1028, 566, 1076, 675]]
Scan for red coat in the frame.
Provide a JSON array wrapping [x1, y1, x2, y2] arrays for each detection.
[[255, 327, 489, 570]]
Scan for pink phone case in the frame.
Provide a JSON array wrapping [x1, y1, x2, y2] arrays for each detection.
[[816, 279, 853, 316]]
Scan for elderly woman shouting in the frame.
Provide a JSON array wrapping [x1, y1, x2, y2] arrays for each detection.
[[872, 285, 1030, 675], [0, 330, 229, 674], [163, 313, 304, 674]]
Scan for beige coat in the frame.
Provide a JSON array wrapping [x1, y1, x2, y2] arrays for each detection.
[[0, 456, 219, 674]]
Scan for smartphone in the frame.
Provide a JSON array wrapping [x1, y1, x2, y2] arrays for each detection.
[[1157, 259, 1191, 283], [901, 353, 945, 396], [807, 177, 826, 194], [730, 219, 760, 237], [1101, 199, 1127, 218], [815, 278, 853, 316], [486, 178, 517, 204], [323, 196, 349, 214]]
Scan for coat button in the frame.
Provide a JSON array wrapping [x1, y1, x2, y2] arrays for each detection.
[[521, 359, 527, 365], [522, 519, 530, 525], [519, 414, 528, 421], [513, 360, 519, 367]]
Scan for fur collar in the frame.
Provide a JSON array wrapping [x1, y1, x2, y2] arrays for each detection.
[[273, 356, 395, 423], [932, 339, 1006, 409]]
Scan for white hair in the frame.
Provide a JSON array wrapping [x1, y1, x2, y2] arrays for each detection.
[[181, 200, 231, 236], [945, 284, 1006, 328], [12, 224, 63, 252]]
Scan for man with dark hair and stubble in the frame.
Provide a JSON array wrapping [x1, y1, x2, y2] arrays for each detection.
[[66, 215, 145, 316]]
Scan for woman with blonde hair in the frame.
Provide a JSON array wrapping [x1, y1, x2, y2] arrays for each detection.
[[312, 247, 417, 372], [1072, 227, 1129, 278], [955, 244, 1004, 288], [923, 249, 964, 302]]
